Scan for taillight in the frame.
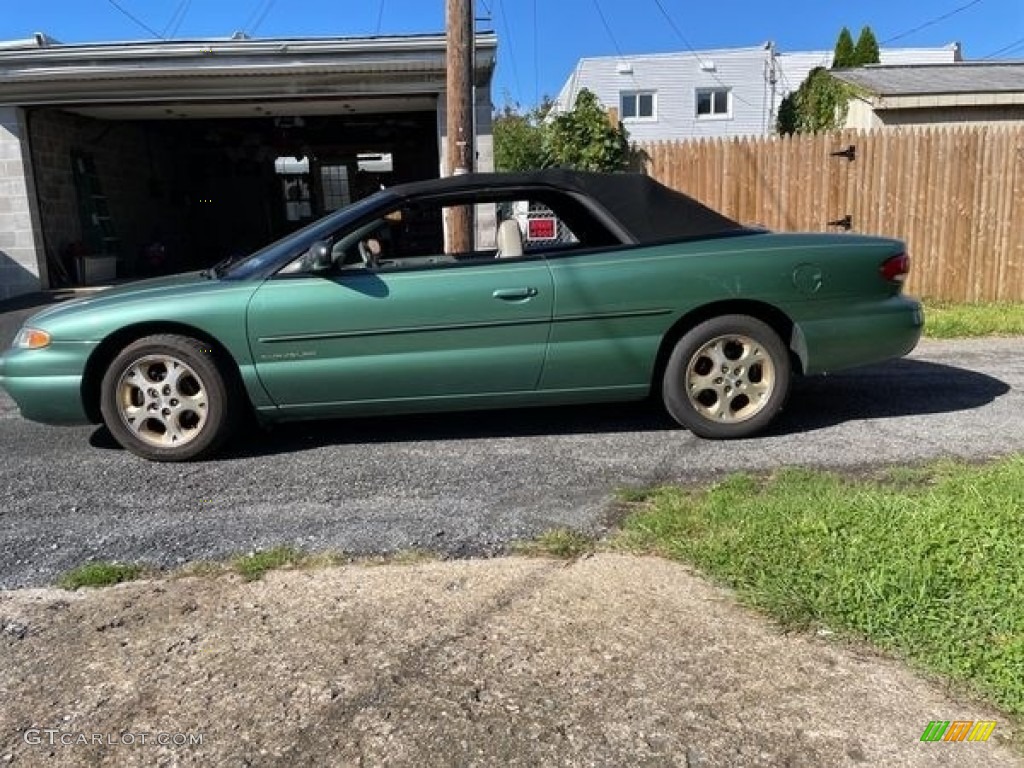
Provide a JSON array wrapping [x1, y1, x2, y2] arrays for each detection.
[[880, 253, 910, 283]]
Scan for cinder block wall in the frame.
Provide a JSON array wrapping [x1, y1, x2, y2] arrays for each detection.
[[27, 109, 80, 268], [0, 106, 44, 301], [29, 109, 187, 279]]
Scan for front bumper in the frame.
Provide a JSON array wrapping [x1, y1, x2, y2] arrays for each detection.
[[0, 342, 96, 425]]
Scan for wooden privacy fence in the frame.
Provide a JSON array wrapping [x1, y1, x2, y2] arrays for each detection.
[[641, 126, 1024, 302]]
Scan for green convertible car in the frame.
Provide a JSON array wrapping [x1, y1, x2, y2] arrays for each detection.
[[0, 170, 923, 461]]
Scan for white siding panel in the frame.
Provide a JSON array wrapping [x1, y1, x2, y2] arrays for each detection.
[[552, 43, 963, 141], [560, 47, 773, 141]]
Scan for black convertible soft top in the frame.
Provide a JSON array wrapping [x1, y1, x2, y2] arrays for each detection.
[[387, 169, 743, 244]]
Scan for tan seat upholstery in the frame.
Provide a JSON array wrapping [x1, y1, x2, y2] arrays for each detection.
[[495, 219, 524, 258]]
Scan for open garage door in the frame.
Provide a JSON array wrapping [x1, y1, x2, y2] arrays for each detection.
[[28, 103, 440, 284]]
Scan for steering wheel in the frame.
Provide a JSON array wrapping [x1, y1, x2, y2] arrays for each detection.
[[358, 238, 380, 268]]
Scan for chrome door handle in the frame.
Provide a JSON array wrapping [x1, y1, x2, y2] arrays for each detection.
[[492, 287, 538, 300]]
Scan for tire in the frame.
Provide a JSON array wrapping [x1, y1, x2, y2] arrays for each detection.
[[662, 315, 790, 439], [99, 334, 236, 461]]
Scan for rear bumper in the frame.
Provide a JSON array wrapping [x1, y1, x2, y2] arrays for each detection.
[[0, 343, 95, 425], [792, 296, 924, 375]]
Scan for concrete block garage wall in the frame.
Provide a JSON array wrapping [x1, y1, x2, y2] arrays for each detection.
[[26, 109, 80, 268], [0, 106, 44, 301], [29, 109, 189, 281]]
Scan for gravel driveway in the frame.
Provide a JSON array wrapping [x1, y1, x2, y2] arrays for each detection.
[[0, 330, 1022, 588]]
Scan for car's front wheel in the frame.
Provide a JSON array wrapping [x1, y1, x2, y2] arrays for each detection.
[[99, 334, 236, 461], [662, 315, 791, 439]]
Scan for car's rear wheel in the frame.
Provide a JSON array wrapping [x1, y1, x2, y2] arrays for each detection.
[[99, 334, 236, 461], [662, 315, 790, 439]]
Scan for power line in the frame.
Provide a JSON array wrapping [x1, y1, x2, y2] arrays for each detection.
[[650, 0, 754, 107], [161, 0, 187, 38], [375, 0, 386, 35], [168, 0, 192, 38], [105, 0, 164, 39], [495, 0, 523, 104], [249, 0, 278, 35], [882, 0, 986, 44], [243, 0, 272, 36], [532, 0, 539, 104], [591, 0, 625, 60], [983, 35, 1024, 59]]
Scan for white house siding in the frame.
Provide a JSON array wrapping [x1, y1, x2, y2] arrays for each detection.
[[556, 43, 962, 142], [0, 106, 44, 300], [557, 46, 775, 142]]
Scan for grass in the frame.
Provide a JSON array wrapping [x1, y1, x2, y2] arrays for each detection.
[[923, 301, 1024, 338], [616, 456, 1024, 717], [231, 546, 307, 581], [515, 528, 596, 559], [55, 548, 438, 589], [59, 561, 145, 590]]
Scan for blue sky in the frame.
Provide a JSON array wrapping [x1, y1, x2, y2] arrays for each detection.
[[1, 0, 1021, 106]]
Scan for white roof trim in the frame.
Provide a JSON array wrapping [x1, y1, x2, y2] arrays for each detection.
[[0, 33, 497, 106]]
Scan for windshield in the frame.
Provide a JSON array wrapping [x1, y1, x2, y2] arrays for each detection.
[[218, 191, 396, 280]]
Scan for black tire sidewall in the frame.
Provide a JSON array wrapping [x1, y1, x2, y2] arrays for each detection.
[[99, 334, 233, 461], [662, 315, 791, 439]]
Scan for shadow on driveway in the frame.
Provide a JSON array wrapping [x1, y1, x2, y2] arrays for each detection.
[[772, 357, 1010, 434], [86, 358, 1010, 458]]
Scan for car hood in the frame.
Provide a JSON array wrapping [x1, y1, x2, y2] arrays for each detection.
[[22, 272, 259, 341]]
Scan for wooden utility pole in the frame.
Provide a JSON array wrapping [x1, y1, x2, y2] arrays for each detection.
[[446, 0, 473, 252]]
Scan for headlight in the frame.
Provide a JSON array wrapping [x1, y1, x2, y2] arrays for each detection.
[[14, 328, 51, 349]]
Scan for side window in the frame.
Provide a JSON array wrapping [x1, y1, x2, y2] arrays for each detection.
[[282, 191, 619, 275]]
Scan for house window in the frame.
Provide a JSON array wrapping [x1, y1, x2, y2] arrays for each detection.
[[620, 91, 656, 121], [696, 88, 731, 118]]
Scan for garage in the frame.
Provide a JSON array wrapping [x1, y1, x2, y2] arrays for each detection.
[[0, 32, 497, 297]]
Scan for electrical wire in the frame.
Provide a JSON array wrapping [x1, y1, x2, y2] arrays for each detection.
[[249, 0, 278, 35], [105, 0, 164, 39], [168, 0, 192, 38], [495, 0, 523, 104], [532, 0, 539, 105], [161, 0, 188, 38], [591, 0, 626, 60], [882, 0, 986, 44], [375, 0, 386, 35], [243, 0, 271, 35], [983, 35, 1024, 59], [650, 0, 754, 107]]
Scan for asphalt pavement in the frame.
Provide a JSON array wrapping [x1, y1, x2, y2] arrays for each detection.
[[1, 293, 1022, 589]]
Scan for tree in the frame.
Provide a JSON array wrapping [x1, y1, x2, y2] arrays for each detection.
[[778, 67, 852, 134], [493, 90, 631, 173], [780, 25, 872, 134], [776, 92, 798, 135], [833, 27, 856, 68], [493, 100, 548, 172], [854, 26, 880, 65], [543, 89, 631, 172]]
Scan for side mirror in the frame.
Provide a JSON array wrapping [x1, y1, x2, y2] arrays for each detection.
[[305, 240, 332, 272]]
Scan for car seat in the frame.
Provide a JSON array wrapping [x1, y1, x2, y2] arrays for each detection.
[[495, 219, 524, 258]]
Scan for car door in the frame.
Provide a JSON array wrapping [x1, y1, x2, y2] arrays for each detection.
[[247, 258, 554, 411], [539, 245, 679, 393]]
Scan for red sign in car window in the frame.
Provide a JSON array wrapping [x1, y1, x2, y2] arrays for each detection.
[[528, 217, 558, 241]]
